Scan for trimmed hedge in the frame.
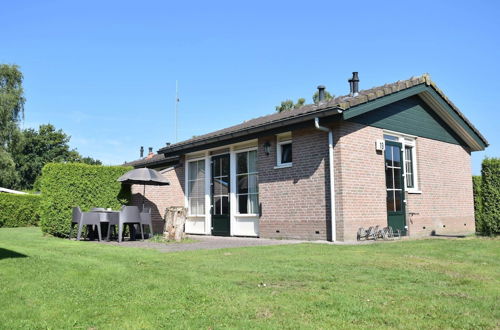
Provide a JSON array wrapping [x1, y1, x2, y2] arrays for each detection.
[[0, 193, 41, 227], [472, 175, 483, 231], [478, 158, 500, 235], [39, 163, 132, 237]]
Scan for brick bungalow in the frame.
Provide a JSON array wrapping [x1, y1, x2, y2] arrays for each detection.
[[125, 73, 488, 241]]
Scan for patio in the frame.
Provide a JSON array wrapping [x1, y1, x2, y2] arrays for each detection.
[[89, 234, 304, 252]]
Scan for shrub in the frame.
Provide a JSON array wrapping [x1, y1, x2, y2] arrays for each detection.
[[479, 158, 500, 235], [39, 163, 132, 237], [472, 175, 483, 231], [0, 193, 41, 227]]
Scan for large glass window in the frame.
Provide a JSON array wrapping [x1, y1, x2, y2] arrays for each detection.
[[404, 146, 414, 189], [384, 133, 418, 192], [236, 150, 259, 214], [212, 155, 229, 215], [188, 159, 205, 215]]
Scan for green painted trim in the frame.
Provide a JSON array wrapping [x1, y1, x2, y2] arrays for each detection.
[[347, 96, 466, 146], [342, 84, 487, 150], [342, 84, 427, 120], [425, 88, 487, 149]]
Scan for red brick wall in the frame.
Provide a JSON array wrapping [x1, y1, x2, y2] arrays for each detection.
[[336, 121, 475, 241], [406, 137, 475, 236], [333, 121, 387, 241], [131, 163, 185, 233], [258, 127, 331, 240], [129, 123, 475, 241]]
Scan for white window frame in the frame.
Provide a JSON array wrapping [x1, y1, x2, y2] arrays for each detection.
[[383, 131, 420, 193], [276, 132, 292, 168], [186, 157, 207, 216], [235, 148, 259, 216]]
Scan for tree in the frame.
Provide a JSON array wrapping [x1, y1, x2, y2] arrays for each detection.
[[0, 148, 19, 188], [13, 124, 101, 190], [0, 64, 25, 188], [79, 156, 102, 165], [275, 88, 334, 112], [275, 98, 306, 112], [312, 90, 334, 104]]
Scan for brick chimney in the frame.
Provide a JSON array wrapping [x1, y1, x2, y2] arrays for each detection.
[[146, 147, 154, 159]]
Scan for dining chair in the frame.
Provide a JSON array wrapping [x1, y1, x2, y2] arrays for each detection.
[[69, 207, 82, 239], [140, 207, 154, 238], [71, 207, 103, 241], [117, 206, 144, 243]]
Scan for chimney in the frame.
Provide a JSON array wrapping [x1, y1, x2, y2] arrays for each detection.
[[349, 72, 359, 96], [146, 147, 154, 159], [317, 85, 326, 102], [140, 146, 144, 158]]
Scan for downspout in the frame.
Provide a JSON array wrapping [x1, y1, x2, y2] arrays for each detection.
[[314, 117, 337, 241]]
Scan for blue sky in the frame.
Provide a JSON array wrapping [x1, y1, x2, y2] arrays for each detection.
[[1, 0, 498, 174]]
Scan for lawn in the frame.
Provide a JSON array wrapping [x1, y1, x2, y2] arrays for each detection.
[[0, 228, 498, 329]]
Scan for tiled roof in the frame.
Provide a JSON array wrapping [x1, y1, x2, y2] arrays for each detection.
[[123, 153, 167, 167], [158, 74, 487, 154]]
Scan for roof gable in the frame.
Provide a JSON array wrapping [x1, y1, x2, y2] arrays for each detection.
[[342, 82, 488, 151], [347, 95, 466, 146]]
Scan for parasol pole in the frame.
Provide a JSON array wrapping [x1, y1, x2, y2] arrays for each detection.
[[142, 184, 146, 211]]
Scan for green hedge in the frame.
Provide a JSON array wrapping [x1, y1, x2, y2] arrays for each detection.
[[39, 163, 132, 237], [478, 158, 500, 235], [472, 175, 483, 231], [0, 193, 41, 227]]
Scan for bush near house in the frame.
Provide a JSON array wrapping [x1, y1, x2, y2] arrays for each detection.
[[478, 158, 500, 235], [0, 193, 40, 227], [39, 163, 132, 237], [472, 175, 483, 229]]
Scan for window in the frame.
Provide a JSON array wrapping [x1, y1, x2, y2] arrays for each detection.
[[276, 133, 292, 167], [404, 146, 414, 189], [236, 150, 259, 214], [187, 159, 205, 215], [384, 133, 419, 192]]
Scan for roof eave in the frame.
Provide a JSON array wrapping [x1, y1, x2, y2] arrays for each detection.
[[159, 107, 343, 156], [125, 155, 180, 168]]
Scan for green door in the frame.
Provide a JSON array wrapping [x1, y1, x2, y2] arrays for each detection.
[[211, 154, 230, 236], [385, 141, 407, 235]]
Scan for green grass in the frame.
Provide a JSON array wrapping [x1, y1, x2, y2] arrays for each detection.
[[0, 228, 498, 329]]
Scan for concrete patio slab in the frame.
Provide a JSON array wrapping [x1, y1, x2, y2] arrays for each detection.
[[91, 235, 305, 253]]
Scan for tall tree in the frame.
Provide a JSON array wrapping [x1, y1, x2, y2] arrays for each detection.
[[275, 98, 306, 112], [0, 64, 25, 188], [275, 88, 334, 113], [312, 90, 334, 104], [13, 124, 101, 189]]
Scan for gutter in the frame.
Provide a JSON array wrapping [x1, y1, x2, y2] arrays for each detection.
[[314, 117, 338, 241]]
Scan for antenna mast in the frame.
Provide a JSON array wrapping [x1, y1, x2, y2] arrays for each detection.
[[175, 80, 179, 142]]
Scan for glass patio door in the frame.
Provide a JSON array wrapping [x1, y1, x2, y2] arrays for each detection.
[[211, 154, 230, 236], [385, 141, 406, 235]]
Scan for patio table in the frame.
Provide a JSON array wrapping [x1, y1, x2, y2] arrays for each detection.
[[89, 210, 139, 241], [87, 210, 119, 241]]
